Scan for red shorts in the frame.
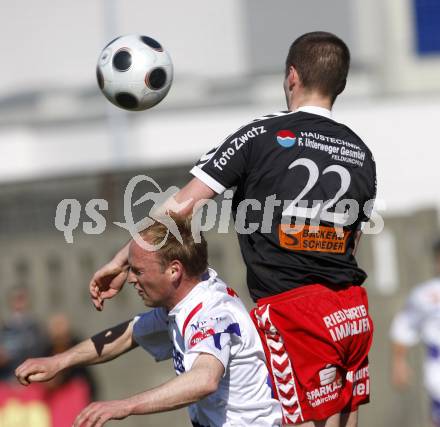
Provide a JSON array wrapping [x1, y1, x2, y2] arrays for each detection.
[[250, 284, 373, 425]]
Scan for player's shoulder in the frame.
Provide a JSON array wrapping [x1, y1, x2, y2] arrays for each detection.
[[201, 274, 244, 314], [134, 307, 168, 325], [132, 307, 169, 343], [225, 110, 296, 138], [183, 275, 245, 341], [338, 121, 374, 158], [412, 278, 440, 298], [402, 278, 440, 311], [250, 110, 297, 125], [236, 110, 367, 143], [183, 269, 244, 319]]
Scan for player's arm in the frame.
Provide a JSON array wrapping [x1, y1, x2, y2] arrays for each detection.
[[90, 122, 251, 310], [389, 292, 423, 390], [90, 177, 215, 310], [391, 341, 413, 389], [16, 320, 137, 386], [352, 230, 362, 256], [73, 353, 224, 427]]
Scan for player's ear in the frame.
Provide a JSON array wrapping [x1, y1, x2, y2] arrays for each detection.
[[168, 260, 183, 284], [291, 66, 302, 88], [336, 77, 347, 95], [286, 65, 298, 91]]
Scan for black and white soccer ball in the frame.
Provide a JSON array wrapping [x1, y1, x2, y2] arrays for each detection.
[[96, 34, 173, 111]]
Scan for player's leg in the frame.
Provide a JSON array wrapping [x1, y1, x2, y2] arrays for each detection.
[[342, 287, 372, 427], [251, 285, 371, 426], [251, 288, 349, 426], [340, 410, 358, 427], [285, 412, 340, 426], [284, 410, 357, 427]]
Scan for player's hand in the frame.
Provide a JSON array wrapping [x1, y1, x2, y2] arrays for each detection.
[[73, 400, 131, 427], [89, 260, 129, 311], [15, 356, 63, 386], [391, 358, 412, 389]]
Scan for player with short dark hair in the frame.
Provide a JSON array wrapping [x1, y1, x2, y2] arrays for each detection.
[[285, 31, 350, 103], [89, 31, 376, 427]]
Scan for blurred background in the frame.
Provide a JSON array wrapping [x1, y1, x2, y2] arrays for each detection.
[[0, 0, 439, 426]]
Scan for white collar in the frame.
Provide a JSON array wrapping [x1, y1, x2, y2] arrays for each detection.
[[168, 268, 217, 317], [295, 105, 332, 119]]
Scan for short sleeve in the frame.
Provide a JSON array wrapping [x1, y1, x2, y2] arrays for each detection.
[[133, 308, 173, 361], [390, 291, 423, 346], [184, 309, 242, 372], [190, 122, 265, 193]]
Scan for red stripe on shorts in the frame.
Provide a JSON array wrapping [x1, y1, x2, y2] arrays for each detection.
[[254, 303, 304, 425]]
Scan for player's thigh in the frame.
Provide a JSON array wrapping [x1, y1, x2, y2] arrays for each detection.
[[285, 412, 341, 427], [344, 287, 373, 414], [340, 410, 358, 427], [252, 285, 371, 424], [284, 411, 357, 427], [252, 286, 351, 424]]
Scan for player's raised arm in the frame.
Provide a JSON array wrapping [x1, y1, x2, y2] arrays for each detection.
[[89, 177, 215, 310], [16, 320, 137, 385], [89, 112, 253, 311], [73, 353, 224, 427]]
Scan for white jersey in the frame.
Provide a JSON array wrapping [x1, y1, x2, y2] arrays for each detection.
[[390, 277, 440, 399], [133, 268, 282, 427]]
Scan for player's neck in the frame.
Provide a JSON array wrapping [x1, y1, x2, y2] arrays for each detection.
[[166, 276, 201, 310], [289, 92, 332, 112]]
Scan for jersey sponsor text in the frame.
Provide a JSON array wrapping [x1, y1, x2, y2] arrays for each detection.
[[279, 224, 350, 254], [213, 126, 266, 171]]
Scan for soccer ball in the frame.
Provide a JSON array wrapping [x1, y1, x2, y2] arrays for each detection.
[[96, 34, 173, 111]]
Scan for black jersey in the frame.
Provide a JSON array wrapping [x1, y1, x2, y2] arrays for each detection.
[[191, 108, 376, 301]]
